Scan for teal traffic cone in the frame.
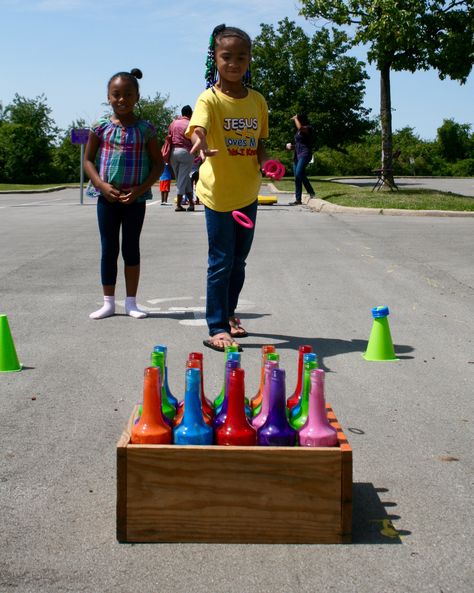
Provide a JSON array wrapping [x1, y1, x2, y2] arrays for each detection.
[[0, 314, 22, 372], [363, 306, 398, 361]]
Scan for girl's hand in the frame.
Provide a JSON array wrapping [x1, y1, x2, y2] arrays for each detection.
[[118, 187, 140, 204], [191, 127, 218, 161], [100, 182, 122, 203]]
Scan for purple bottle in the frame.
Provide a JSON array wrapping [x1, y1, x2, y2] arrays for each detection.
[[257, 368, 297, 446], [213, 359, 241, 430]]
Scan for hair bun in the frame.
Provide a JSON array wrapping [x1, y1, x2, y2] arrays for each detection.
[[130, 68, 143, 79]]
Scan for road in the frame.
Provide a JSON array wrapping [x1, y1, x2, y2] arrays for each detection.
[[330, 176, 474, 197], [0, 187, 473, 593]]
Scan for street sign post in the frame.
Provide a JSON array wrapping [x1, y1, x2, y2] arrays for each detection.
[[71, 129, 90, 204]]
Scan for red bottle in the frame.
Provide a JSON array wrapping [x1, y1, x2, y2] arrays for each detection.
[[188, 352, 214, 418], [131, 367, 172, 444], [287, 345, 312, 410], [174, 359, 213, 427], [216, 368, 257, 446]]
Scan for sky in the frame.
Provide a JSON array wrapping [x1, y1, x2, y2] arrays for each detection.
[[0, 0, 472, 142]]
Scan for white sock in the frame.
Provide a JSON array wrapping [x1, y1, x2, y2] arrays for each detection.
[[90, 296, 115, 319], [125, 296, 147, 319]]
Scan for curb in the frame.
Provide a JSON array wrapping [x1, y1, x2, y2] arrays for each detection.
[[0, 186, 73, 194], [266, 182, 474, 218], [305, 197, 474, 217]]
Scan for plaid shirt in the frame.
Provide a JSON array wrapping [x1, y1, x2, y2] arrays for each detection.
[[87, 117, 156, 201]]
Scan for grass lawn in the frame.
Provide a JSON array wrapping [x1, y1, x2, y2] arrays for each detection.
[[0, 183, 79, 191], [273, 178, 474, 211]]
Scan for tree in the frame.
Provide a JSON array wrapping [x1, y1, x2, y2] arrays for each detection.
[[52, 119, 87, 183], [138, 93, 177, 142], [299, 0, 474, 186], [252, 18, 372, 160], [436, 118, 473, 162], [0, 94, 58, 182]]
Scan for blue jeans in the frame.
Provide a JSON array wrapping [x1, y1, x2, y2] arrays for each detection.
[[204, 200, 258, 336], [293, 156, 315, 202], [97, 196, 146, 286]]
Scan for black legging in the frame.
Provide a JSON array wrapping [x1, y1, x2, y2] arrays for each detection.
[[96, 196, 146, 286]]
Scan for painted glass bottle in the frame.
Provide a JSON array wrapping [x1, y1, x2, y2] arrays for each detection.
[[153, 345, 178, 409], [250, 345, 277, 414], [286, 345, 313, 410], [299, 368, 338, 447], [289, 353, 318, 424], [173, 367, 213, 445], [257, 368, 297, 446], [252, 359, 279, 430], [150, 350, 176, 424], [131, 367, 172, 444], [216, 368, 256, 446], [213, 346, 240, 410]]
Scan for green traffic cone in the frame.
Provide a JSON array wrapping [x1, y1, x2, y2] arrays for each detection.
[[0, 314, 22, 372], [363, 306, 398, 361]]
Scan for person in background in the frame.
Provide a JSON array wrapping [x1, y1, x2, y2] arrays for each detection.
[[159, 162, 172, 205], [287, 113, 315, 206], [84, 68, 161, 320], [168, 105, 195, 211]]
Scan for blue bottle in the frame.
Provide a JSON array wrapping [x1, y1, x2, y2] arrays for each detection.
[[173, 368, 213, 445]]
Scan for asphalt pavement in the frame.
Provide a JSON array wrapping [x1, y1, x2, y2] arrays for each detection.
[[0, 185, 473, 593]]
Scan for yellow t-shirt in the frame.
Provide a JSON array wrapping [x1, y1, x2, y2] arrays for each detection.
[[186, 87, 269, 212]]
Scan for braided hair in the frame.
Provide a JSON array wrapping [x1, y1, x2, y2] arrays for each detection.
[[205, 24, 252, 89]]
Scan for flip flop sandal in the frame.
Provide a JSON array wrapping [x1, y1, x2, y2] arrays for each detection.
[[203, 337, 243, 353], [229, 317, 249, 338]]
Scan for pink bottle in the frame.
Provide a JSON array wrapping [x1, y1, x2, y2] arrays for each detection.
[[298, 368, 338, 447], [252, 359, 279, 430]]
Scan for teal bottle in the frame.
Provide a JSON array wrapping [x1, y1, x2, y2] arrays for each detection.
[[153, 345, 178, 409], [173, 368, 213, 445], [151, 350, 176, 422], [289, 357, 318, 429]]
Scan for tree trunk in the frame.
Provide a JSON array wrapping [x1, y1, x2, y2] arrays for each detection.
[[379, 62, 394, 188]]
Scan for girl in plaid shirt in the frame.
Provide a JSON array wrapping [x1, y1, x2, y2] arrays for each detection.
[[85, 68, 162, 319]]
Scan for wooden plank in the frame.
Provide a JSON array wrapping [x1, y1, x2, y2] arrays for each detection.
[[124, 445, 342, 543]]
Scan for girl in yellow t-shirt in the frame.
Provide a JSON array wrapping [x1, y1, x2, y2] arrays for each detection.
[[187, 24, 270, 352]]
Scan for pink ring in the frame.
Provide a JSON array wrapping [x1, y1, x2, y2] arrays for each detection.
[[263, 160, 286, 180], [232, 210, 254, 229]]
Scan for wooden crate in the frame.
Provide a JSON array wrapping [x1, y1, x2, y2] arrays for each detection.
[[117, 405, 352, 544]]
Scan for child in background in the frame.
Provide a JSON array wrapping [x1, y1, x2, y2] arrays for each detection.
[[159, 163, 172, 205], [84, 68, 162, 319], [187, 24, 270, 351]]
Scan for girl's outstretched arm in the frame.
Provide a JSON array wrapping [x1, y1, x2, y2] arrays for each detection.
[[84, 132, 121, 202], [119, 136, 163, 204], [190, 126, 218, 160]]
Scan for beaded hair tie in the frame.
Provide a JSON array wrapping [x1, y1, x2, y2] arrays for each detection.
[[204, 24, 252, 89]]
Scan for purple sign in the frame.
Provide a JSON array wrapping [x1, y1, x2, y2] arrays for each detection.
[[71, 128, 90, 144]]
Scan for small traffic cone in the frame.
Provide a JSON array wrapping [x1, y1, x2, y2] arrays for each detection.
[[0, 314, 22, 372], [363, 306, 399, 361]]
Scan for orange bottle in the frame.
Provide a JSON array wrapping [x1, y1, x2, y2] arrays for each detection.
[[250, 345, 276, 412], [131, 367, 172, 444]]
